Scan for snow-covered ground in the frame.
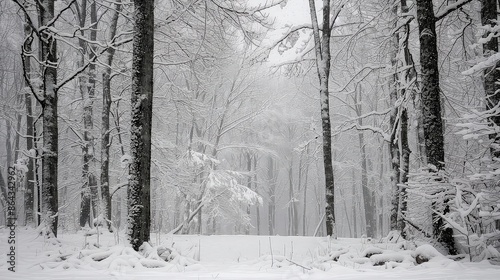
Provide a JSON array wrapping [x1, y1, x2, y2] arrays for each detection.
[[1, 227, 499, 279]]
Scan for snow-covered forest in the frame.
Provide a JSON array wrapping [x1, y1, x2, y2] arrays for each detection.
[[1, 0, 500, 278]]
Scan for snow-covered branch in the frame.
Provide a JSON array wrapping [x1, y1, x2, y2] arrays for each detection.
[[435, 0, 473, 22]]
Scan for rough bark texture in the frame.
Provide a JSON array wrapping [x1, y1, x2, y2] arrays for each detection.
[[399, 109, 409, 237], [309, 0, 335, 238], [415, 0, 456, 255], [23, 21, 35, 226], [481, 0, 500, 158], [127, 0, 154, 251], [389, 0, 413, 235], [388, 2, 401, 232], [38, 0, 59, 237]]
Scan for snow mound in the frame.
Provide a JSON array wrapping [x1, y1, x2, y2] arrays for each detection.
[[361, 246, 384, 258], [35, 242, 198, 271], [370, 252, 413, 266]]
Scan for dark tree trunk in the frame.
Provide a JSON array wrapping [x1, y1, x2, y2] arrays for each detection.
[[127, 0, 154, 251], [101, 0, 122, 232], [415, 0, 456, 255], [23, 21, 35, 226], [481, 0, 500, 158], [38, 0, 59, 237], [389, 2, 401, 232], [390, 0, 413, 235], [77, 0, 99, 228], [399, 109, 410, 237], [308, 0, 335, 238]]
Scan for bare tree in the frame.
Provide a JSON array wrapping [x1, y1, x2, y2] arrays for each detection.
[[480, 0, 500, 158], [415, 0, 474, 254], [308, 0, 341, 238], [127, 0, 154, 251], [101, 0, 123, 232]]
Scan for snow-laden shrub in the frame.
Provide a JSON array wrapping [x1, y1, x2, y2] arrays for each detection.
[[406, 167, 500, 261], [435, 180, 500, 262]]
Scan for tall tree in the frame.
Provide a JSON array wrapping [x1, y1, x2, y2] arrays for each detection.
[[38, 0, 59, 237], [127, 0, 154, 251], [22, 19, 35, 226], [354, 86, 376, 237], [480, 0, 500, 158], [308, 0, 337, 237], [77, 0, 99, 228], [101, 0, 123, 232], [414, 0, 474, 254], [389, 0, 413, 236]]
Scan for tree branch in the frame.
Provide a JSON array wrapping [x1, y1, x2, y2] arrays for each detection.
[[435, 0, 473, 22]]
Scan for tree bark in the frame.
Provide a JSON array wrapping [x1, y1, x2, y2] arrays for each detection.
[[38, 0, 59, 237], [480, 0, 500, 158], [127, 0, 154, 251], [308, 0, 336, 238], [23, 20, 35, 226], [77, 0, 99, 228], [388, 2, 401, 232], [415, 0, 456, 255], [101, 0, 122, 232]]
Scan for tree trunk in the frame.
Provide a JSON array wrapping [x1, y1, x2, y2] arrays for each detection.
[[302, 145, 309, 236], [399, 109, 409, 237], [254, 155, 260, 235], [308, 0, 335, 238], [101, 0, 122, 232], [388, 2, 401, 232], [23, 21, 35, 227], [355, 87, 376, 237], [127, 0, 154, 251], [287, 158, 298, 236], [78, 0, 99, 228], [415, 0, 456, 255], [38, 0, 59, 237], [246, 152, 251, 235], [481, 0, 500, 158], [267, 156, 276, 235]]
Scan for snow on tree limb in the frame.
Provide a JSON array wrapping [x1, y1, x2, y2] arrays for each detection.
[[435, 0, 474, 22]]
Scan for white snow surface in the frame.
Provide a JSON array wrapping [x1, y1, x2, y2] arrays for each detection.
[[1, 228, 499, 279]]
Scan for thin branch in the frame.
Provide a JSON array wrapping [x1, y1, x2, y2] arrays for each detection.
[[435, 0, 473, 22]]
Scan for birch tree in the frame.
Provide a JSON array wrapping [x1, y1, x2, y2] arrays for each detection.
[[308, 0, 338, 238]]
